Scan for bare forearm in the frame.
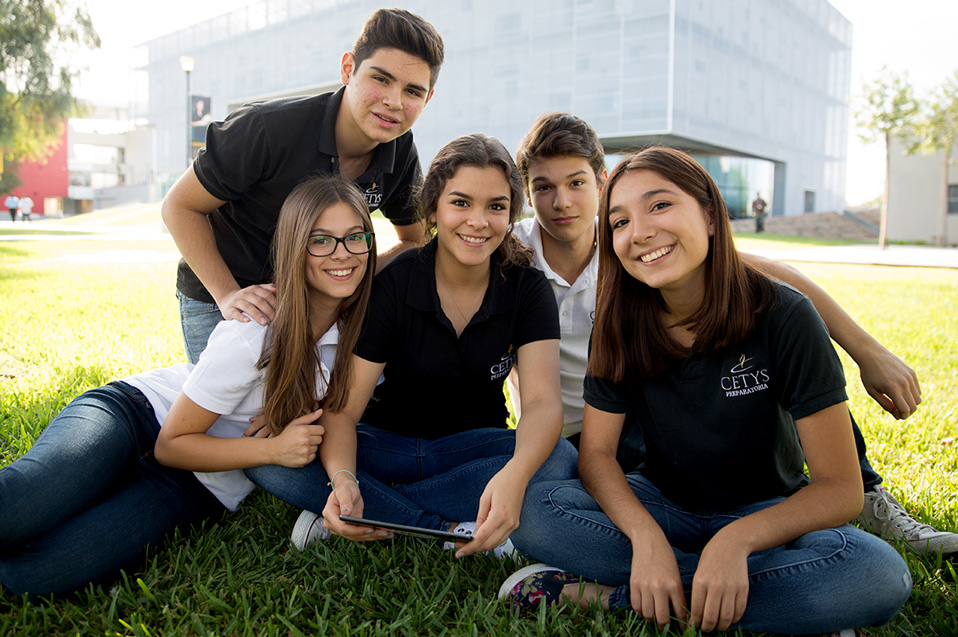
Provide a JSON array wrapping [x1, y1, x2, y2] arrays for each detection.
[[742, 254, 874, 353], [510, 398, 563, 482], [318, 413, 358, 478], [375, 239, 420, 272], [163, 205, 240, 305], [155, 434, 274, 471], [580, 446, 658, 541]]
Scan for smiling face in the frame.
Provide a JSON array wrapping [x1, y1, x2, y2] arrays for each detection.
[[431, 165, 512, 272], [526, 155, 602, 249], [339, 47, 433, 148], [608, 169, 714, 303], [305, 202, 371, 306]]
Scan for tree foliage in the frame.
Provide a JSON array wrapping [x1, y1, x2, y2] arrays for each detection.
[[853, 67, 920, 248], [0, 0, 99, 188]]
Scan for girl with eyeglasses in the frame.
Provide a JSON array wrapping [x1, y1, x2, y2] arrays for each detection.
[[246, 134, 577, 557], [0, 176, 375, 597]]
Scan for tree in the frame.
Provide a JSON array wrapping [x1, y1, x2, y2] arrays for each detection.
[[907, 71, 958, 247], [853, 67, 919, 249], [0, 0, 99, 191]]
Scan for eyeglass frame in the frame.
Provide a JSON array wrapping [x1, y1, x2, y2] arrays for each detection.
[[306, 231, 376, 257]]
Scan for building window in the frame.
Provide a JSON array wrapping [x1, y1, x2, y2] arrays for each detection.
[[949, 184, 958, 215]]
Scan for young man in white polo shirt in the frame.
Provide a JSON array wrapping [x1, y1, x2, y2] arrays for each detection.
[[508, 111, 957, 555]]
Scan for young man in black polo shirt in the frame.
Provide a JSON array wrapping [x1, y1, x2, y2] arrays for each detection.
[[161, 8, 444, 363]]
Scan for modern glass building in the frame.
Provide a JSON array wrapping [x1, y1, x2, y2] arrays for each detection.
[[135, 0, 851, 217]]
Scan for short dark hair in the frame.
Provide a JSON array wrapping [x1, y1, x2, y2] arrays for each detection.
[[515, 112, 606, 196], [352, 8, 445, 90]]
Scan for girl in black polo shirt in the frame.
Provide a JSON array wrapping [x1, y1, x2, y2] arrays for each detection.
[[249, 134, 577, 556], [498, 148, 911, 634]]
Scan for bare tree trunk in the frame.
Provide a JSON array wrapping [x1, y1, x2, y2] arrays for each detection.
[[879, 131, 890, 249]]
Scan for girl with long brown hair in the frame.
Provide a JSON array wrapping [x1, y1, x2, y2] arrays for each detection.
[[252, 134, 578, 557], [500, 148, 911, 635], [0, 176, 374, 597]]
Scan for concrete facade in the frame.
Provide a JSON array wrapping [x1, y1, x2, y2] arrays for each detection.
[[136, 0, 850, 217], [887, 135, 958, 245]]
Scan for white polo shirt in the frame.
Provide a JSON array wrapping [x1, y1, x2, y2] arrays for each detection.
[[125, 319, 338, 510], [511, 217, 598, 438]]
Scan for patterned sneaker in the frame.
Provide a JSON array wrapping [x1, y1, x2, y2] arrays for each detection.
[[443, 521, 519, 559], [290, 510, 331, 552], [858, 485, 958, 555], [497, 563, 580, 608]]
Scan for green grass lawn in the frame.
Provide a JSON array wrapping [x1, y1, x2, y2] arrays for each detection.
[[1, 236, 957, 635]]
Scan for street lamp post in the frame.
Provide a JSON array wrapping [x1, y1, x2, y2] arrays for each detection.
[[179, 55, 195, 171]]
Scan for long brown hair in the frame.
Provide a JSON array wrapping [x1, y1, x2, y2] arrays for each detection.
[[258, 176, 376, 433], [588, 147, 775, 380], [417, 133, 533, 268]]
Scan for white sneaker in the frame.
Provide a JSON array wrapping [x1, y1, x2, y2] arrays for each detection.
[[290, 510, 331, 552], [443, 521, 519, 559], [858, 485, 958, 555]]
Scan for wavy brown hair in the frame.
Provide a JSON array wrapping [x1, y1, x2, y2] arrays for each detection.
[[257, 176, 376, 433], [417, 133, 533, 268], [588, 147, 776, 380]]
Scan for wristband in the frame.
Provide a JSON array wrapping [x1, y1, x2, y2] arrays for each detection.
[[328, 469, 359, 489]]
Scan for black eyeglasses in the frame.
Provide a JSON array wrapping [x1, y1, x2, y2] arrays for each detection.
[[306, 232, 375, 257]]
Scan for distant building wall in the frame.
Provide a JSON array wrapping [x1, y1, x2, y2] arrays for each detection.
[[888, 135, 958, 244], [139, 0, 850, 215], [12, 126, 69, 216]]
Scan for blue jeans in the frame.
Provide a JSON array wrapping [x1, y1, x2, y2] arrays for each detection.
[[513, 474, 912, 634], [0, 382, 224, 597], [246, 424, 578, 532], [177, 291, 223, 364]]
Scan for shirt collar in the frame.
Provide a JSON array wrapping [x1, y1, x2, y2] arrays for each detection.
[[320, 87, 398, 175], [405, 238, 512, 320], [528, 218, 599, 290]]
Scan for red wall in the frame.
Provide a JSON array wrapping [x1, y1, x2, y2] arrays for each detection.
[[12, 125, 69, 216]]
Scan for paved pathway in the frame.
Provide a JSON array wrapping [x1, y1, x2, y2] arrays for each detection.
[[3, 218, 956, 269], [741, 244, 958, 269]]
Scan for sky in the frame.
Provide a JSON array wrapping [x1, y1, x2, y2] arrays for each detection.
[[75, 0, 958, 206]]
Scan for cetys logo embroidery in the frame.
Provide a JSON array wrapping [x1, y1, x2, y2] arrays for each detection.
[[362, 182, 383, 209], [722, 354, 769, 397], [490, 346, 515, 381]]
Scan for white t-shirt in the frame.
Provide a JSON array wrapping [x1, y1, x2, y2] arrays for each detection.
[[124, 319, 338, 510], [511, 217, 598, 438]]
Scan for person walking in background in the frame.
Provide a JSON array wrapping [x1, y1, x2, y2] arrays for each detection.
[[4, 195, 18, 222], [17, 196, 32, 223], [751, 192, 767, 233]]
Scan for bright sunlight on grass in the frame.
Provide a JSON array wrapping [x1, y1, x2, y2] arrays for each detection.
[[1, 233, 957, 635]]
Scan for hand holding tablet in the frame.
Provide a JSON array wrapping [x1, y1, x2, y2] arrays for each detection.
[[339, 515, 468, 542]]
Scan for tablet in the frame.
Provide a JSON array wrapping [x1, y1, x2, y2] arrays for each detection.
[[339, 515, 467, 542]]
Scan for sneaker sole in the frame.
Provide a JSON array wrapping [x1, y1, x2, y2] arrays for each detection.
[[496, 563, 554, 600], [290, 510, 323, 552]]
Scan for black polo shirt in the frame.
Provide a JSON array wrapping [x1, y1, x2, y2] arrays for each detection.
[[357, 239, 560, 439], [584, 284, 847, 512], [179, 87, 422, 303]]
